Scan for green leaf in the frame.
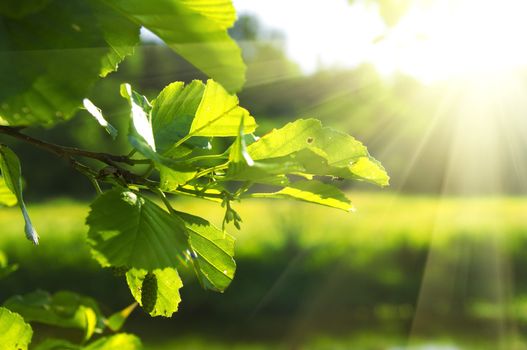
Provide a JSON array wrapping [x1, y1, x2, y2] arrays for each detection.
[[0, 175, 17, 207], [86, 189, 190, 270], [122, 81, 252, 187], [151, 81, 209, 153], [180, 0, 236, 29], [157, 146, 200, 188], [33, 339, 80, 350], [176, 211, 236, 292], [126, 268, 183, 317], [225, 149, 321, 184], [189, 80, 256, 137], [120, 84, 156, 154], [0, 0, 51, 19], [246, 119, 389, 186], [247, 119, 362, 161], [0, 0, 245, 126], [349, 156, 390, 187], [34, 334, 143, 350], [159, 166, 196, 191], [3, 290, 102, 341], [0, 0, 139, 126], [0, 145, 38, 244], [0, 307, 32, 350], [84, 334, 142, 350], [121, 84, 197, 172], [251, 180, 354, 212], [94, 3, 140, 78], [106, 303, 137, 332], [82, 99, 118, 139], [229, 115, 255, 168], [101, 0, 245, 92]]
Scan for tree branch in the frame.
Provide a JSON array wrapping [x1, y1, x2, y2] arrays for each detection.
[[0, 126, 150, 166]]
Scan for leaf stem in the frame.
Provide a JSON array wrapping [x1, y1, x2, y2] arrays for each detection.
[[153, 188, 176, 214], [185, 153, 228, 163], [170, 186, 224, 199], [89, 177, 103, 195], [194, 162, 229, 179]]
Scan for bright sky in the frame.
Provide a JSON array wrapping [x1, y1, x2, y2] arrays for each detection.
[[233, 0, 527, 83], [232, 0, 386, 73]]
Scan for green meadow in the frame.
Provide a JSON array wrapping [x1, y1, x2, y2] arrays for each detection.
[[2, 193, 527, 349]]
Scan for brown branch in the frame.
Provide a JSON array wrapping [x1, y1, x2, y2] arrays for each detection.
[[0, 126, 150, 166]]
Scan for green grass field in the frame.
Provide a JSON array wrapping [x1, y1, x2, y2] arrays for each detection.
[[2, 193, 527, 349], [2, 192, 527, 253]]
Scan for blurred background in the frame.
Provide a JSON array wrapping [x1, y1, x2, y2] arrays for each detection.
[[2, 0, 527, 348]]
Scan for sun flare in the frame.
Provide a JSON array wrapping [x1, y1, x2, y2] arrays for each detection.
[[372, 0, 527, 83]]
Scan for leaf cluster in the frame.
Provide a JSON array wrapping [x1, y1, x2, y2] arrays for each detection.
[[0, 283, 141, 349], [0, 0, 389, 327], [0, 78, 388, 319], [0, 0, 244, 126]]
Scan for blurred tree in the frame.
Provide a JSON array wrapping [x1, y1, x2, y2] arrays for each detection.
[[230, 15, 301, 86]]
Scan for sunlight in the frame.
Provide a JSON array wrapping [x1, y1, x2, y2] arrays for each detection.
[[373, 0, 527, 83]]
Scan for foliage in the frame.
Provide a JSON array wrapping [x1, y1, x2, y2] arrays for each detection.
[[0, 0, 244, 126], [0, 267, 142, 349], [0, 145, 39, 244], [0, 306, 32, 350], [0, 77, 386, 335], [0, 1, 389, 349], [81, 78, 385, 317]]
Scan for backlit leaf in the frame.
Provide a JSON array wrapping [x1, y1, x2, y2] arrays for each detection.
[[229, 115, 255, 169], [180, 0, 236, 29], [106, 303, 137, 332], [0, 145, 38, 244], [3, 290, 103, 341], [189, 80, 256, 137], [0, 0, 139, 125], [176, 211, 236, 292], [121, 83, 200, 174], [34, 334, 142, 350], [251, 180, 353, 212], [246, 119, 389, 186], [82, 99, 118, 139], [126, 268, 183, 317], [151, 81, 209, 153], [349, 156, 390, 186], [0, 175, 17, 207], [86, 189, 190, 270], [120, 84, 156, 154], [159, 166, 196, 190], [33, 339, 80, 350], [84, 333, 142, 350], [101, 0, 245, 92], [0, 0, 245, 126], [0, 307, 32, 350]]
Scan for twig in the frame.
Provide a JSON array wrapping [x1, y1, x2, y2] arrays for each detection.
[[0, 126, 149, 166]]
